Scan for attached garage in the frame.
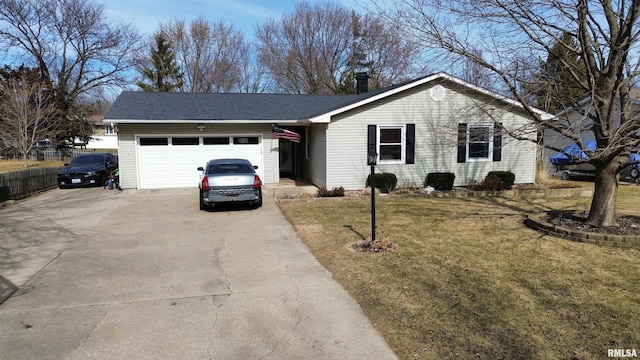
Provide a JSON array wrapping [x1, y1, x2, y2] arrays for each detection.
[[104, 91, 341, 190], [136, 135, 263, 189], [106, 74, 542, 191]]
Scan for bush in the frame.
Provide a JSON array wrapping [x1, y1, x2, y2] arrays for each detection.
[[473, 175, 506, 191], [487, 171, 516, 190], [317, 186, 345, 197], [468, 172, 516, 191], [425, 172, 456, 191], [365, 173, 397, 193]]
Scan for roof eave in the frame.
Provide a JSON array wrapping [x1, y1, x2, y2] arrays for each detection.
[[309, 72, 553, 122], [104, 118, 304, 124]]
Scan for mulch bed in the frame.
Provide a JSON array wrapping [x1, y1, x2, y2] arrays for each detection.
[[544, 211, 640, 236], [352, 238, 399, 253]]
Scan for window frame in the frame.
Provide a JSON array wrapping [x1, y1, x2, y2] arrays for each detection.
[[203, 137, 230, 145], [171, 137, 199, 146], [139, 137, 169, 146], [466, 124, 493, 162], [233, 136, 260, 145], [377, 125, 405, 164]]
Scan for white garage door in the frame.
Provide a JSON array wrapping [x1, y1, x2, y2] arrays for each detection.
[[137, 135, 263, 189]]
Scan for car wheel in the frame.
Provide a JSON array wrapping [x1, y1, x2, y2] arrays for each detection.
[[256, 189, 263, 208], [631, 168, 640, 179], [199, 190, 206, 211], [560, 171, 571, 180]]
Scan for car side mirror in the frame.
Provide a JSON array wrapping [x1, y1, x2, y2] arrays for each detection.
[[64, 163, 69, 166], [253, 165, 258, 169], [197, 167, 204, 171]]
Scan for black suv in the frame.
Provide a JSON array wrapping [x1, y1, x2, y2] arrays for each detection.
[[57, 153, 118, 188]]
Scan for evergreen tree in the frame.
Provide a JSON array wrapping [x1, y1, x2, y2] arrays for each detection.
[[137, 33, 183, 92], [529, 32, 589, 114]]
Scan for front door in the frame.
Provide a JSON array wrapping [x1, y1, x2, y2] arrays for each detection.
[[279, 141, 294, 177]]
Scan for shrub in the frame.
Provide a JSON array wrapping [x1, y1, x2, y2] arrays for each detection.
[[425, 172, 456, 191], [365, 173, 397, 193], [317, 186, 345, 197], [468, 174, 508, 191], [482, 175, 507, 191], [487, 171, 516, 190]]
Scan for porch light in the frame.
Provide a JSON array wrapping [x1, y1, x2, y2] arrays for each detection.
[[368, 148, 378, 241], [197, 123, 206, 132], [367, 148, 378, 165]]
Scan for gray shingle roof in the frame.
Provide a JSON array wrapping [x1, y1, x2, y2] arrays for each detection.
[[105, 91, 374, 122]]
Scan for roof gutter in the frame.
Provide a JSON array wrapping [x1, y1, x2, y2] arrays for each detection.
[[104, 119, 306, 125]]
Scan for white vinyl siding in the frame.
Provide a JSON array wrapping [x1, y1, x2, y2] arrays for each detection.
[[116, 123, 278, 189], [325, 83, 537, 190], [307, 123, 327, 187]]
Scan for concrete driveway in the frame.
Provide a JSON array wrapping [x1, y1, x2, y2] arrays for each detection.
[[0, 187, 396, 360]]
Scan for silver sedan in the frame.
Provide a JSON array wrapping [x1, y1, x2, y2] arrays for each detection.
[[198, 158, 263, 210]]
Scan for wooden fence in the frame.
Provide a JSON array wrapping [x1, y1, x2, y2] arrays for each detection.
[[0, 167, 61, 201], [1, 148, 96, 162], [31, 148, 96, 162]]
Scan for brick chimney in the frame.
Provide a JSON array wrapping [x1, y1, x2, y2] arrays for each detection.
[[355, 72, 369, 94]]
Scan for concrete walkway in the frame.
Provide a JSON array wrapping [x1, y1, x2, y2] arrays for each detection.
[[0, 187, 397, 359]]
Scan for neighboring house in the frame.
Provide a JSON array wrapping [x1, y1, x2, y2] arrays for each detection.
[[542, 89, 640, 175], [85, 115, 118, 150], [104, 72, 545, 190]]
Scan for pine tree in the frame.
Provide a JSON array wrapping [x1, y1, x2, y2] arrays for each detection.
[[137, 33, 183, 92], [529, 32, 589, 114]]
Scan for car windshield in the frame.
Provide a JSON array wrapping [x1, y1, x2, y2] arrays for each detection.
[[208, 163, 253, 174], [71, 156, 104, 166]]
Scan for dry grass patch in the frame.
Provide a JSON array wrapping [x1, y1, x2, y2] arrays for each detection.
[[279, 187, 640, 360], [0, 159, 65, 173]]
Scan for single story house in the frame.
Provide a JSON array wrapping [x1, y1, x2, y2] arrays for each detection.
[[104, 72, 544, 190]]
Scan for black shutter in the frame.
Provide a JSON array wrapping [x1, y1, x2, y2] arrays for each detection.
[[406, 124, 415, 164], [457, 123, 467, 163], [367, 125, 377, 165], [493, 123, 503, 162]]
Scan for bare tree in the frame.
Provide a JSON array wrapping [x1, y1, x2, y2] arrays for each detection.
[[371, 0, 640, 227], [237, 42, 272, 94], [256, 1, 422, 95], [158, 18, 249, 93], [459, 49, 494, 89], [355, 13, 427, 91], [0, 75, 57, 167], [0, 0, 142, 144]]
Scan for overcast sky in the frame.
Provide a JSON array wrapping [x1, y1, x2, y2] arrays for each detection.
[[98, 0, 364, 38]]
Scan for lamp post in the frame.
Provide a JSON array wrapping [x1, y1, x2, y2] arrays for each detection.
[[367, 149, 378, 241]]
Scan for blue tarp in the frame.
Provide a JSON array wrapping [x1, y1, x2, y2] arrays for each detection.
[[549, 141, 640, 167], [549, 141, 596, 166]]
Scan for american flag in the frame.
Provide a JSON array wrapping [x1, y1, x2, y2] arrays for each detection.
[[272, 126, 301, 143]]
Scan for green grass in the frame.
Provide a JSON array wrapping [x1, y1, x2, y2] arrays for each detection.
[[279, 184, 640, 360]]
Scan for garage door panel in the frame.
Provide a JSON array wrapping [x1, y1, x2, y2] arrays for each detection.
[[137, 136, 262, 189]]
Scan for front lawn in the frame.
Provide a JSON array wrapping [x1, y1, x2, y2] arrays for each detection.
[[278, 185, 640, 360]]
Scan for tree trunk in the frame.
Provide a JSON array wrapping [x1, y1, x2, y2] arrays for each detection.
[[587, 161, 619, 227], [22, 151, 29, 168]]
